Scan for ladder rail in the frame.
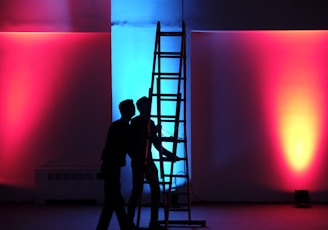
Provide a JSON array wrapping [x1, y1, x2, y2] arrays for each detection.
[[150, 22, 161, 98], [137, 21, 206, 229]]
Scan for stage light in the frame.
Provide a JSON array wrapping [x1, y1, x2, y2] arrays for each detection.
[[294, 189, 310, 207]]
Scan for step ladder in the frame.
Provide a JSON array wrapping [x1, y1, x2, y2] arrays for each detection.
[[136, 21, 206, 229]]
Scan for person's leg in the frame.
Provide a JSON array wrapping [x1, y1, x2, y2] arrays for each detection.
[[127, 165, 144, 224], [115, 194, 130, 230], [111, 168, 132, 230], [98, 167, 131, 230], [145, 162, 161, 228], [96, 174, 114, 230]]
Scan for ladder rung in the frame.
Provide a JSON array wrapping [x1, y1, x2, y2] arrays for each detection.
[[155, 119, 185, 123], [155, 115, 179, 119], [157, 99, 185, 103], [162, 116, 184, 119], [150, 114, 183, 117], [160, 181, 171, 185], [153, 72, 181, 76], [152, 75, 186, 80], [153, 157, 189, 164], [153, 158, 182, 162], [155, 93, 180, 97], [150, 94, 185, 99], [159, 136, 175, 142], [160, 137, 186, 143], [160, 55, 183, 59], [159, 32, 184, 36], [163, 174, 188, 178], [159, 96, 183, 100], [155, 119, 186, 124], [156, 52, 183, 58], [153, 118, 186, 123], [162, 139, 186, 144], [153, 158, 187, 163], [156, 98, 183, 102], [155, 96, 181, 100], [156, 51, 182, 55]]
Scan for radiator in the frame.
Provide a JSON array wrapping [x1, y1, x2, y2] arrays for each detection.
[[35, 167, 104, 204]]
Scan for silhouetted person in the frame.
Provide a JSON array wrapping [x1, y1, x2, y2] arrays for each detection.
[[127, 96, 179, 230], [97, 99, 136, 230]]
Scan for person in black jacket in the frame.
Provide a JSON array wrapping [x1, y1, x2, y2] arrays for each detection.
[[127, 96, 179, 230], [97, 99, 136, 230]]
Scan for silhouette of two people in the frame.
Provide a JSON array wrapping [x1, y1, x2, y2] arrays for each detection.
[[97, 96, 179, 230]]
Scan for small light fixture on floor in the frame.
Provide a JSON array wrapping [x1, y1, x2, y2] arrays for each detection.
[[294, 190, 310, 207]]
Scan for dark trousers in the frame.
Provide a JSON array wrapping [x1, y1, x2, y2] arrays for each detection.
[[97, 167, 128, 230], [127, 161, 160, 225]]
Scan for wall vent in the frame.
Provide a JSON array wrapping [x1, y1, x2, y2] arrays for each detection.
[[35, 167, 104, 204]]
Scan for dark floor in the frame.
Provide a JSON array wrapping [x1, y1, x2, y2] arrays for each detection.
[[0, 202, 327, 230]]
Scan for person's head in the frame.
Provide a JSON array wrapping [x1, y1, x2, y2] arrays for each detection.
[[136, 96, 150, 118], [119, 99, 135, 120]]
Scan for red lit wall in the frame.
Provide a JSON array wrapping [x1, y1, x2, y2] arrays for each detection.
[[0, 33, 111, 200], [0, 1, 110, 201], [191, 31, 328, 201]]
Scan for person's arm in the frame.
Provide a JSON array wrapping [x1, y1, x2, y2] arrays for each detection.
[[150, 120, 180, 162]]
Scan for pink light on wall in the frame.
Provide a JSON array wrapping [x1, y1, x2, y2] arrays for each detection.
[[1, 33, 62, 151], [257, 31, 328, 190], [0, 1, 110, 201], [191, 31, 328, 200], [0, 32, 110, 188]]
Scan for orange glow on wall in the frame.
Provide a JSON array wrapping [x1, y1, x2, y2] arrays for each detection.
[[277, 72, 320, 174]]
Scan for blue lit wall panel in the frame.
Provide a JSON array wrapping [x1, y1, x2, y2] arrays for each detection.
[[111, 27, 155, 119], [111, 0, 184, 119], [112, 1, 186, 192]]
